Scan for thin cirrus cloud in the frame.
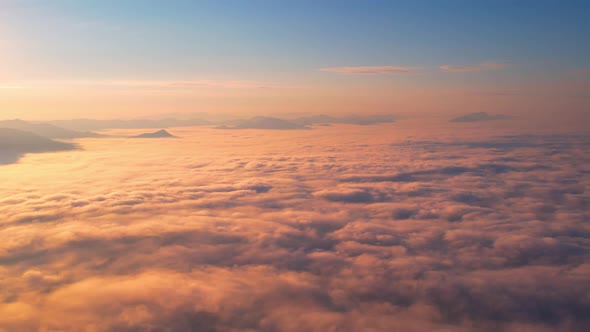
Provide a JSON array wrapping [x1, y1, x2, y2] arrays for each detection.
[[319, 66, 421, 75], [439, 61, 508, 73], [319, 62, 508, 75]]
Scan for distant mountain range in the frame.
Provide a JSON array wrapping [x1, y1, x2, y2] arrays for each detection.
[[0, 114, 397, 141], [216, 114, 396, 130], [450, 112, 510, 122], [49, 118, 210, 131], [293, 114, 396, 126], [217, 116, 307, 130], [0, 121, 180, 165], [0, 119, 104, 139], [2, 113, 397, 165]]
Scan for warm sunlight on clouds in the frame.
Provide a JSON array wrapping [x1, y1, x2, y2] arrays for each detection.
[[1, 123, 589, 331], [1, 1, 589, 330]]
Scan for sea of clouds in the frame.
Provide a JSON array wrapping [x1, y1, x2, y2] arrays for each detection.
[[0, 122, 589, 331]]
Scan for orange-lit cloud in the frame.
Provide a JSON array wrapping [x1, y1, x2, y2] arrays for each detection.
[[439, 61, 508, 73], [319, 66, 420, 75], [0, 124, 588, 331]]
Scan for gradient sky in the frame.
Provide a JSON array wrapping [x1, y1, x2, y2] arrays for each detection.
[[1, 0, 589, 119]]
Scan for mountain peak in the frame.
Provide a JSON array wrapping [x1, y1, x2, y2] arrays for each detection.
[[131, 129, 177, 138]]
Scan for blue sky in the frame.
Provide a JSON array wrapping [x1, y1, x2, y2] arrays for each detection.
[[3, 0, 589, 76], [1, 0, 588, 119]]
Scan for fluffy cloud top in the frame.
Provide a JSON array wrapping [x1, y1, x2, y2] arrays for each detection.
[[0, 123, 588, 331]]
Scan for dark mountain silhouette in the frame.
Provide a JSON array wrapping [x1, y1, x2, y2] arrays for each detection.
[[131, 129, 177, 138], [0, 119, 104, 139], [10, 113, 398, 133], [293, 114, 396, 126], [139, 112, 235, 123], [218, 116, 306, 130], [450, 112, 510, 122], [0, 128, 76, 165], [293, 114, 338, 125], [49, 118, 209, 131], [338, 114, 397, 125]]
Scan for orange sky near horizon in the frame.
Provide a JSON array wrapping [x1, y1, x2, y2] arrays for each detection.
[[1, 77, 588, 124]]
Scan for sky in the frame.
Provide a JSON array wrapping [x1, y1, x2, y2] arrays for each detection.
[[1, 2, 590, 330], [1, 0, 589, 119]]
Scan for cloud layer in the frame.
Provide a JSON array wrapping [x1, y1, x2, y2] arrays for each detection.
[[0, 124, 589, 331]]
